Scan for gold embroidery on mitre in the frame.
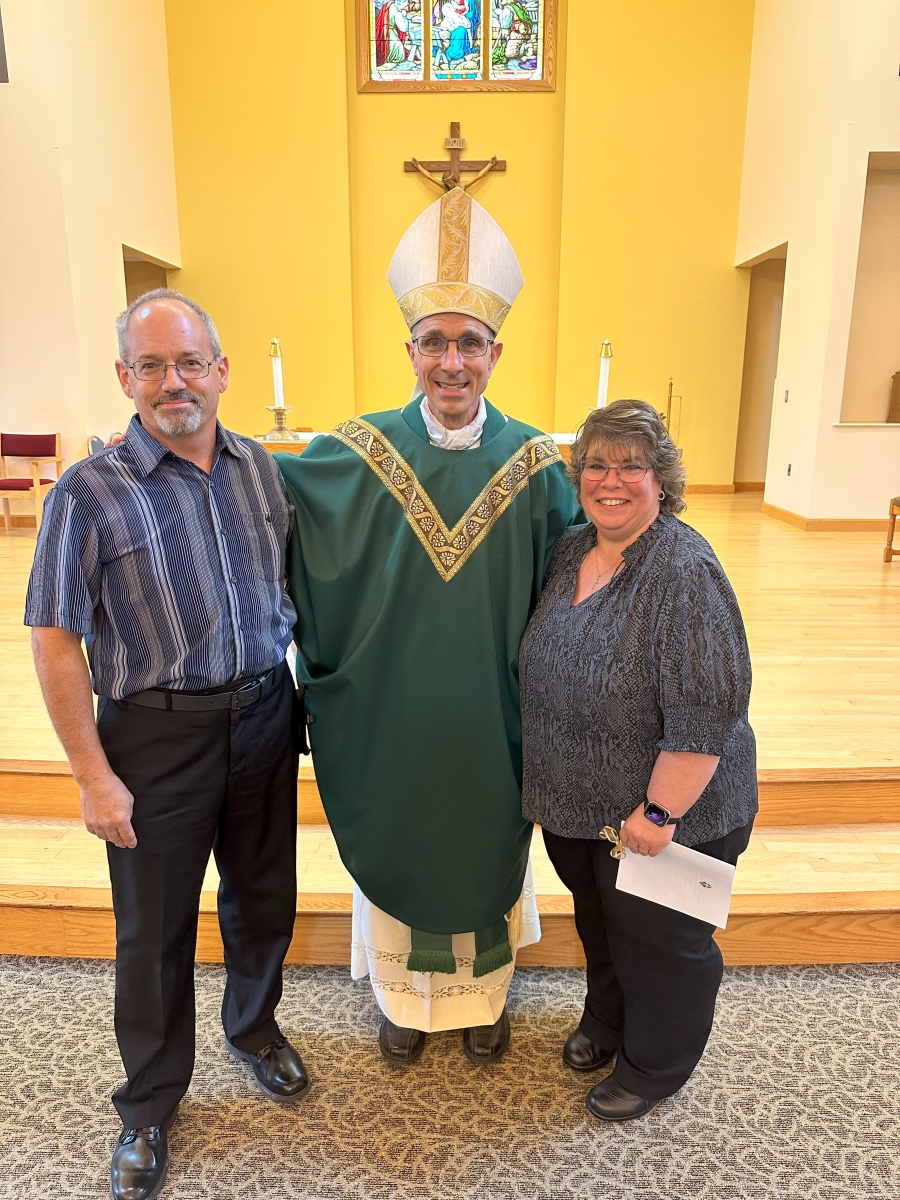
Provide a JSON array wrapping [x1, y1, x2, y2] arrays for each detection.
[[330, 418, 562, 582], [437, 188, 471, 283], [398, 283, 511, 333]]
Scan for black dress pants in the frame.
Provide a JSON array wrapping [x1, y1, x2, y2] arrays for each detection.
[[99, 662, 299, 1128], [542, 820, 753, 1104]]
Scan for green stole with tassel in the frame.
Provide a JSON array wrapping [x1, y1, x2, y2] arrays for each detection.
[[277, 399, 580, 976]]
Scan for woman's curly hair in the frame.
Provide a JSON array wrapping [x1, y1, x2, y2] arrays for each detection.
[[566, 398, 687, 516]]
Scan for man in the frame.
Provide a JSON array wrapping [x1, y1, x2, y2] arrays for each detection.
[[278, 186, 580, 1064], [26, 290, 309, 1200]]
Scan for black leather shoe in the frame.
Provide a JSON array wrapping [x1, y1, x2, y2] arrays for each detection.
[[562, 1027, 616, 1072], [586, 1076, 657, 1122], [462, 1007, 510, 1064], [378, 1017, 426, 1064], [109, 1111, 176, 1200], [225, 1034, 311, 1103]]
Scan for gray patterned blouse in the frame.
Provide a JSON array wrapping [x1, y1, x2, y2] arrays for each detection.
[[520, 515, 758, 845]]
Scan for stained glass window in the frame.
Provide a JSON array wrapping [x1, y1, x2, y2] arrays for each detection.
[[489, 0, 543, 82], [369, 0, 425, 83], [359, 0, 555, 91], [431, 1, 482, 81]]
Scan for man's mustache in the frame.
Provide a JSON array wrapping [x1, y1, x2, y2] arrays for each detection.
[[149, 391, 203, 409]]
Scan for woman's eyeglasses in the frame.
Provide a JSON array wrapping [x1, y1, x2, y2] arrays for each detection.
[[581, 461, 650, 482]]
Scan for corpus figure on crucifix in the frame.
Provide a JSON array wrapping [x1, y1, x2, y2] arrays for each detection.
[[276, 185, 580, 1062]]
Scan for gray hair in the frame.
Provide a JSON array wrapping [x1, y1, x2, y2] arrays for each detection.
[[567, 398, 687, 516], [115, 288, 222, 361]]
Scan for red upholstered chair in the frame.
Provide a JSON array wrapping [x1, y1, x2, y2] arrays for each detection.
[[0, 433, 64, 532]]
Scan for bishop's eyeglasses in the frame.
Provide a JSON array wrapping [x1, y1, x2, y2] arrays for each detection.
[[126, 357, 217, 381], [412, 334, 494, 358]]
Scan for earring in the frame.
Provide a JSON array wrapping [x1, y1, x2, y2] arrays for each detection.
[[658, 490, 665, 500]]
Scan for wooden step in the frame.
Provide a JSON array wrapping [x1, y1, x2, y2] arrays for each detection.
[[0, 759, 324, 823], [3, 760, 900, 826], [2, 819, 899, 967], [3, 883, 898, 968]]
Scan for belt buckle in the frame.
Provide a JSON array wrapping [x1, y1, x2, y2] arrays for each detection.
[[230, 678, 262, 711]]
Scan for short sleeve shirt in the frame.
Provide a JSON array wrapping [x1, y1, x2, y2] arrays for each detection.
[[519, 515, 758, 845], [25, 415, 297, 698]]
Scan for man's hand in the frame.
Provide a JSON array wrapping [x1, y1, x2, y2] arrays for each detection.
[[31, 627, 138, 849], [105, 432, 126, 447], [80, 771, 137, 849], [620, 802, 676, 858]]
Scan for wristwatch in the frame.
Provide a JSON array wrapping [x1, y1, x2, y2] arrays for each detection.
[[643, 800, 682, 827]]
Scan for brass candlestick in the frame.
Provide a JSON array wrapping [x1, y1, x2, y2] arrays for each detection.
[[259, 339, 303, 442]]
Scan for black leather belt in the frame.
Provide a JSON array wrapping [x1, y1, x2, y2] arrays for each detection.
[[125, 668, 277, 713]]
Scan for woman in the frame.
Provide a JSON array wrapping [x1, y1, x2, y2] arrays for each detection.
[[520, 400, 758, 1122]]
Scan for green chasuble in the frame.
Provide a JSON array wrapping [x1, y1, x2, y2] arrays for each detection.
[[276, 398, 580, 943]]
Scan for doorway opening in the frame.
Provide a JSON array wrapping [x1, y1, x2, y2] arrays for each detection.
[[733, 246, 786, 490], [122, 246, 172, 305], [841, 152, 900, 423]]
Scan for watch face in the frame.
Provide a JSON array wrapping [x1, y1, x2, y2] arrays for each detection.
[[643, 803, 669, 827]]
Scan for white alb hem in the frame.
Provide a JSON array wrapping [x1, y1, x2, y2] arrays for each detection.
[[350, 858, 540, 1033]]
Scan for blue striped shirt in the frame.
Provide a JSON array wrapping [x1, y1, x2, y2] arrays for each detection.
[[25, 415, 296, 699]]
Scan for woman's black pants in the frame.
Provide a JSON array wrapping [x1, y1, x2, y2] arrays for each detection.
[[99, 662, 299, 1130], [542, 820, 754, 1104]]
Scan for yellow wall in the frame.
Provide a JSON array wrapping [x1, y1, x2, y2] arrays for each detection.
[[0, 0, 179, 500], [165, 0, 756, 481], [555, 0, 755, 482], [344, 0, 567, 430], [163, 0, 355, 435]]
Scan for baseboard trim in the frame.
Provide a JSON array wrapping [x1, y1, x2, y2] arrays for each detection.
[[761, 501, 888, 532], [685, 484, 735, 495], [733, 481, 765, 492]]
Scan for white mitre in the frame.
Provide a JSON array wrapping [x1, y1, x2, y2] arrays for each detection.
[[387, 186, 524, 334]]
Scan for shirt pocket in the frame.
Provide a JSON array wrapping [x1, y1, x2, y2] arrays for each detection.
[[240, 507, 290, 582]]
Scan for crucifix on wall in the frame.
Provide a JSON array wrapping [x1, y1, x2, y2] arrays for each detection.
[[404, 122, 506, 192]]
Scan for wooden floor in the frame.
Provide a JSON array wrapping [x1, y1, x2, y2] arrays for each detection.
[[4, 816, 900, 899], [3, 495, 899, 769], [3, 495, 900, 967]]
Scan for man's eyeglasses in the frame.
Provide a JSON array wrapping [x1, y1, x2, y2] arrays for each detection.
[[412, 335, 494, 359], [581, 461, 650, 482], [126, 357, 216, 382]]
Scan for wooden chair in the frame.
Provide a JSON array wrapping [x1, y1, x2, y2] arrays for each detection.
[[885, 496, 900, 563], [0, 433, 64, 532]]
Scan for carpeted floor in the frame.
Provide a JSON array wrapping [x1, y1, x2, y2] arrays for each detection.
[[0, 958, 898, 1199]]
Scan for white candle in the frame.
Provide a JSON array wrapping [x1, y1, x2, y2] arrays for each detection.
[[270, 339, 285, 408], [597, 341, 612, 408]]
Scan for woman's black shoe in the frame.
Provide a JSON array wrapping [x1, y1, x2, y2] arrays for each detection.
[[378, 1017, 426, 1064], [462, 1007, 510, 1064], [226, 1035, 311, 1103], [109, 1115, 174, 1200], [562, 1027, 616, 1072], [586, 1076, 658, 1122]]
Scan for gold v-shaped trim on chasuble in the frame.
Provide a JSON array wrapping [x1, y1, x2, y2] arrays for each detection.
[[330, 418, 563, 582]]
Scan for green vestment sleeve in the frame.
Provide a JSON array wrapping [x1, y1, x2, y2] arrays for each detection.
[[276, 400, 581, 936]]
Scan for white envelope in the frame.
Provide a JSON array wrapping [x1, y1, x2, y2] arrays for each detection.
[[615, 840, 735, 928]]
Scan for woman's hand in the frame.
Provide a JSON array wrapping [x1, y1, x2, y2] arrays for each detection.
[[620, 802, 676, 857]]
